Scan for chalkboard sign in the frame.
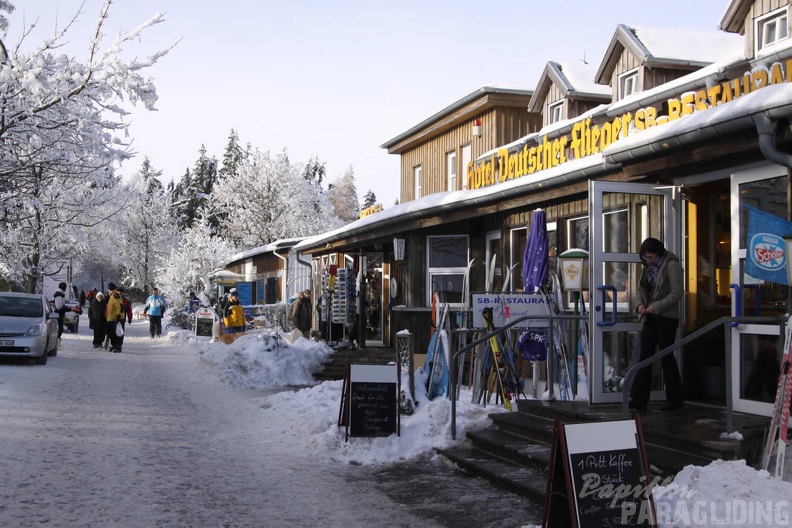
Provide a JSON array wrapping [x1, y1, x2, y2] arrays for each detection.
[[194, 308, 215, 338], [339, 364, 400, 440], [543, 418, 656, 528]]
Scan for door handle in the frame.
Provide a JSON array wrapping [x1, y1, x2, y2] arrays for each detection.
[[596, 285, 617, 327], [730, 283, 740, 327]]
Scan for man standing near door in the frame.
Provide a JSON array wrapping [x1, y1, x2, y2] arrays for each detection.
[[630, 237, 685, 412]]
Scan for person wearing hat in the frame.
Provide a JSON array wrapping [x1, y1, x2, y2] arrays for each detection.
[[143, 286, 168, 338], [88, 291, 107, 349], [291, 289, 313, 338], [223, 290, 246, 334]]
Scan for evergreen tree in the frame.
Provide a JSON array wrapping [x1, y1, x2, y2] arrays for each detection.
[[218, 129, 245, 181], [362, 190, 377, 209], [302, 155, 326, 186]]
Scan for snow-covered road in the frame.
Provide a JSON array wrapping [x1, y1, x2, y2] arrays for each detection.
[[0, 319, 541, 528]]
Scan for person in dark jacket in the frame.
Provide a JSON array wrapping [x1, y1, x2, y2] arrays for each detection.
[[88, 292, 107, 349], [291, 289, 312, 338], [53, 281, 68, 349], [629, 238, 685, 412]]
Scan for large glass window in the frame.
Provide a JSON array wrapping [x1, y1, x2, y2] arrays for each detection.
[[509, 222, 557, 292], [427, 235, 468, 305]]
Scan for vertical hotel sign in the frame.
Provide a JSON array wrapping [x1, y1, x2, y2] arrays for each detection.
[[468, 60, 792, 190]]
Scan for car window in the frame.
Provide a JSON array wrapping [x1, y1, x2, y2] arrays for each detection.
[[0, 297, 43, 317]]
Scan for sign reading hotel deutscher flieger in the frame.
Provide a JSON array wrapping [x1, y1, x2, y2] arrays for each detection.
[[468, 59, 792, 191]]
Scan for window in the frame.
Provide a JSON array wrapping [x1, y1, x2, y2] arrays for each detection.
[[548, 101, 564, 124], [756, 7, 789, 52], [509, 223, 557, 291], [618, 69, 638, 99], [461, 145, 471, 190], [426, 235, 469, 305], [446, 151, 457, 191], [414, 165, 422, 198]]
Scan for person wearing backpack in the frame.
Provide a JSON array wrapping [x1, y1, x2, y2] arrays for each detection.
[[53, 281, 68, 349], [143, 286, 167, 338]]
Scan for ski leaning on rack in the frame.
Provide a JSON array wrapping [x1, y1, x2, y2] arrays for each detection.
[[425, 294, 450, 400], [761, 314, 792, 479], [481, 307, 512, 411]]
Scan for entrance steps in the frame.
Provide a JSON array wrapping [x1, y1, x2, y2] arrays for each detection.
[[313, 346, 397, 382], [436, 399, 770, 504]]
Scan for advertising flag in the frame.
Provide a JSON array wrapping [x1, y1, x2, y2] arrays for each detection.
[[744, 205, 792, 285]]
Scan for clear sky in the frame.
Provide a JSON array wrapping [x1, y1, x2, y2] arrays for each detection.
[[13, 0, 734, 207]]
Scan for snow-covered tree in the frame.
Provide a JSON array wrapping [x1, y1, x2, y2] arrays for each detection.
[[156, 218, 236, 305], [171, 146, 217, 230], [0, 1, 171, 292], [328, 165, 360, 224], [218, 129, 245, 181], [115, 158, 176, 290], [302, 155, 325, 186], [362, 190, 377, 209], [211, 148, 342, 247]]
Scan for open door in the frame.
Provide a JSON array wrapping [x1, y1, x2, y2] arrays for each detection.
[[589, 181, 682, 404]]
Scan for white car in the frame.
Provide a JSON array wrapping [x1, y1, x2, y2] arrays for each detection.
[[0, 292, 59, 365]]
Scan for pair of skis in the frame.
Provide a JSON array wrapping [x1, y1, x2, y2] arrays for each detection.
[[761, 315, 792, 480]]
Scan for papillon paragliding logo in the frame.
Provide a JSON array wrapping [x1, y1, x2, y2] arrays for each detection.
[[749, 232, 786, 272]]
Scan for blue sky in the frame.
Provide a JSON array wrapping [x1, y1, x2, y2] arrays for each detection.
[[14, 0, 734, 206]]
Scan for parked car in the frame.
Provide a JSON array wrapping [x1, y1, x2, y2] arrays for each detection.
[[0, 292, 59, 365]]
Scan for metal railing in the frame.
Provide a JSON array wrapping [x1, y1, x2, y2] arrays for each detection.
[[621, 315, 786, 433], [446, 312, 787, 440], [448, 312, 586, 440]]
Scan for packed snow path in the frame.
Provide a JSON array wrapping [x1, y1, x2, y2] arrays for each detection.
[[0, 319, 541, 527]]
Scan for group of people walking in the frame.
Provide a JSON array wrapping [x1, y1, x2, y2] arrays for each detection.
[[86, 284, 168, 353]]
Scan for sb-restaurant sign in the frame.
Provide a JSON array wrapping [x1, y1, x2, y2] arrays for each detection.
[[471, 293, 549, 329]]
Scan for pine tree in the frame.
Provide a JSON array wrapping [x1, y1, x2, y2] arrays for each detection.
[[218, 129, 245, 181], [362, 190, 377, 209], [302, 155, 326, 185]]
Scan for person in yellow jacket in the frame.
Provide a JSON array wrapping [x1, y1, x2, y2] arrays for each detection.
[[223, 291, 246, 334], [105, 282, 125, 353]]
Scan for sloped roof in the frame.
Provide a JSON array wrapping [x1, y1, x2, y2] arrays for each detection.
[[380, 86, 533, 154], [719, 0, 751, 34], [595, 24, 745, 84], [527, 61, 611, 113]]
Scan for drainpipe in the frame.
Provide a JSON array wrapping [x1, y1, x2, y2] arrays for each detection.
[[296, 253, 313, 294], [754, 114, 792, 169], [273, 250, 288, 302]]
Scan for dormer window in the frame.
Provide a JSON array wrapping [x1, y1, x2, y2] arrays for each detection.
[[548, 101, 564, 124], [618, 69, 639, 99], [756, 7, 789, 53]]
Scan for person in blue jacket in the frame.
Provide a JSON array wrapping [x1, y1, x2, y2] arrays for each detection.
[[143, 286, 168, 338]]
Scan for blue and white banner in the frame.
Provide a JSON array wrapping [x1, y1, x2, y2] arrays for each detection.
[[744, 205, 792, 285]]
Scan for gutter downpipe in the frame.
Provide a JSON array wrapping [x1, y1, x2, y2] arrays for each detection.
[[296, 253, 313, 297], [273, 250, 289, 302], [754, 113, 792, 168]]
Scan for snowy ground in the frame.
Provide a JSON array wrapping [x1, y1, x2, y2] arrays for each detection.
[[0, 315, 790, 527]]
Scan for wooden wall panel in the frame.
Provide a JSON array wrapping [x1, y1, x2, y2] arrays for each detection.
[[400, 107, 540, 201]]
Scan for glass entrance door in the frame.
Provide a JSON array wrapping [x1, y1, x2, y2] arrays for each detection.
[[589, 181, 681, 403], [730, 165, 790, 416]]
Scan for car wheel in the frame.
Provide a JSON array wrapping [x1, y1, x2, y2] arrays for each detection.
[[48, 346, 57, 357], [36, 353, 48, 365]]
